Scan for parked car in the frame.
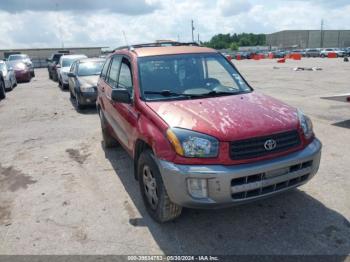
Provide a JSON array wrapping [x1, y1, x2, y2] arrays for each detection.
[[305, 49, 320, 57], [56, 54, 87, 89], [342, 47, 350, 57], [320, 48, 345, 57], [0, 70, 6, 100], [0, 61, 17, 91], [47, 53, 64, 81], [68, 58, 105, 110], [97, 43, 322, 222], [271, 50, 286, 58], [7, 54, 35, 77], [9, 61, 32, 83]]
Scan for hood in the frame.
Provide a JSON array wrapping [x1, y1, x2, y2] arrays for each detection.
[[77, 75, 99, 87], [146, 92, 299, 141], [61, 67, 71, 73], [7, 61, 27, 71]]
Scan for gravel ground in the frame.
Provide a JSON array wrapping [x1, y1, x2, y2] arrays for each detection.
[[0, 58, 349, 256]]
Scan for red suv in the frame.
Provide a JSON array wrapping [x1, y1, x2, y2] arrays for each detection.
[[97, 42, 322, 222]]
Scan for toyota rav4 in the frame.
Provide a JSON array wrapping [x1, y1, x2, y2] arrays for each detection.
[[97, 42, 322, 222]]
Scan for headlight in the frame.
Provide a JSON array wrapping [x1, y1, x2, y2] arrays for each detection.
[[80, 85, 95, 92], [166, 128, 219, 158], [298, 109, 313, 139], [15, 63, 26, 70]]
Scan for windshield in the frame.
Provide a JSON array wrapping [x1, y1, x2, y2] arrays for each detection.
[[78, 61, 104, 76], [62, 58, 75, 67], [138, 53, 251, 101], [8, 54, 28, 61]]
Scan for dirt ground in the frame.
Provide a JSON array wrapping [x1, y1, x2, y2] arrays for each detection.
[[0, 58, 349, 256]]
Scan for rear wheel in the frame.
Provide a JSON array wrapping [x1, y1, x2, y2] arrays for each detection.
[[99, 109, 118, 148], [138, 150, 182, 223], [0, 80, 6, 99]]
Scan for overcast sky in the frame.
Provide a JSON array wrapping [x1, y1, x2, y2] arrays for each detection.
[[0, 0, 349, 49]]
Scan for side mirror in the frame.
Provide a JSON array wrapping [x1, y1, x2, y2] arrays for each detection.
[[8, 66, 13, 71], [111, 88, 131, 104], [46, 58, 51, 62], [56, 64, 61, 69], [67, 72, 76, 78]]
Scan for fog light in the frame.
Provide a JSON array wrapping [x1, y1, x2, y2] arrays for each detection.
[[187, 178, 208, 199]]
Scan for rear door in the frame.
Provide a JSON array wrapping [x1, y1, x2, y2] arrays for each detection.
[[99, 55, 123, 142], [97, 56, 113, 113]]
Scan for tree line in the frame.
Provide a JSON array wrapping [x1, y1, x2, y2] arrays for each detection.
[[202, 33, 266, 50]]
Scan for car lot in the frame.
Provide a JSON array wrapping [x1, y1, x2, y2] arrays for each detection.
[[0, 58, 349, 255]]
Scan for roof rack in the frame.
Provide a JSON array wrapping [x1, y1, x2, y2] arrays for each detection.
[[113, 41, 200, 52]]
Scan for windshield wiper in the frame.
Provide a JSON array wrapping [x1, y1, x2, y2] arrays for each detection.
[[144, 90, 199, 98], [194, 90, 248, 97]]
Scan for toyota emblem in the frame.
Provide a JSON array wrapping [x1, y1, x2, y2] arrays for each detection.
[[264, 139, 277, 151]]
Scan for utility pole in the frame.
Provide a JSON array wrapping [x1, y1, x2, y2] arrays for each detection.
[[320, 19, 324, 48], [191, 20, 195, 42], [197, 33, 200, 44]]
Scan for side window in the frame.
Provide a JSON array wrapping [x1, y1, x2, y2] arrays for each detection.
[[100, 57, 111, 79], [118, 59, 133, 94], [107, 56, 121, 88]]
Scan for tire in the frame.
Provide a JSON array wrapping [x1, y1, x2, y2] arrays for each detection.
[[99, 109, 118, 148], [49, 71, 52, 79], [69, 88, 74, 99], [31, 71, 35, 77], [138, 150, 182, 223], [0, 80, 6, 99], [75, 94, 85, 110]]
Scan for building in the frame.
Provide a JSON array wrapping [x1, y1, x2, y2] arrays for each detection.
[[0, 47, 107, 68], [266, 30, 350, 49]]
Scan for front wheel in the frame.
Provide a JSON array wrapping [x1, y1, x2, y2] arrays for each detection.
[[0, 80, 6, 99], [138, 150, 182, 223]]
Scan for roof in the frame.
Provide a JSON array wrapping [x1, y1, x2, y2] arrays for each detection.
[[78, 58, 106, 63], [133, 46, 217, 57], [61, 54, 87, 59]]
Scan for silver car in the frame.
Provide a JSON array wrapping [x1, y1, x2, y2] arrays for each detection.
[[0, 61, 17, 91], [7, 54, 35, 77], [56, 54, 87, 89]]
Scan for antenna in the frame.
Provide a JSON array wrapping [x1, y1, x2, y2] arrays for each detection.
[[122, 31, 129, 47]]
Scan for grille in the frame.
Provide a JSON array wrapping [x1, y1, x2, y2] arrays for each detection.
[[231, 160, 313, 200], [230, 130, 301, 160]]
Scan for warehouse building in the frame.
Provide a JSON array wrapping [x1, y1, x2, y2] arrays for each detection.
[[266, 30, 350, 49], [0, 47, 106, 68]]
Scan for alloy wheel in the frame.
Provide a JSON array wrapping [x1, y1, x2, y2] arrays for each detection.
[[142, 165, 158, 210]]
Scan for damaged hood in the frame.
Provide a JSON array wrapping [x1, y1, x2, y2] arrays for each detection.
[[146, 92, 299, 141]]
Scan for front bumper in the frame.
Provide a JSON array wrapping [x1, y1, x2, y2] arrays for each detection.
[[77, 91, 97, 105], [157, 138, 322, 208], [15, 70, 30, 82]]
